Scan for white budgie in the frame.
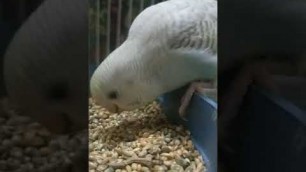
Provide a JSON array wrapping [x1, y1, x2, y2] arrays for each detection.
[[90, 0, 217, 119]]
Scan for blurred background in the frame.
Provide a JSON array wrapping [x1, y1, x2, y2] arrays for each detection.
[[1, 0, 88, 171], [0, 0, 44, 97]]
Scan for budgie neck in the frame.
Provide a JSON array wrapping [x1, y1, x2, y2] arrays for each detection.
[[152, 50, 217, 94]]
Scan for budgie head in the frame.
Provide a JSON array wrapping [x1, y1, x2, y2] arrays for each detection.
[[90, 41, 163, 113]]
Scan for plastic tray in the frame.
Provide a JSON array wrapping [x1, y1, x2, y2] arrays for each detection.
[[158, 86, 217, 172]]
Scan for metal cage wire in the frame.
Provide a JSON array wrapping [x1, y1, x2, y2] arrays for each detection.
[[91, 0, 166, 66]]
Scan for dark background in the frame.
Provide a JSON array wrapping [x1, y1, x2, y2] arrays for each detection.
[[219, 0, 306, 171]]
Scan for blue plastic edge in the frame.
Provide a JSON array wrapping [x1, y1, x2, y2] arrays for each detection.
[[158, 92, 217, 172], [189, 94, 217, 172]]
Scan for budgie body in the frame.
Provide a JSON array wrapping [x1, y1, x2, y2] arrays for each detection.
[[90, 0, 217, 113]]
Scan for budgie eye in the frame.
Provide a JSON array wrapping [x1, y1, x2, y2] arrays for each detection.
[[107, 91, 119, 100]]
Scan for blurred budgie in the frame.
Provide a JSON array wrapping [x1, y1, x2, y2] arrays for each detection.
[[90, 0, 217, 119]]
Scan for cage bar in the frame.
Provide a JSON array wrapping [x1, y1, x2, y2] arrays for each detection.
[[140, 0, 144, 12], [116, 0, 122, 47], [128, 0, 133, 27], [95, 0, 100, 65], [106, 0, 111, 56]]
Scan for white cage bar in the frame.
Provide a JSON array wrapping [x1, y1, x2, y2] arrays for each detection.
[[92, 0, 167, 66]]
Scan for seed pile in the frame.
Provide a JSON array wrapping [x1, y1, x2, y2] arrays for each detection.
[[0, 98, 87, 172], [89, 99, 206, 172]]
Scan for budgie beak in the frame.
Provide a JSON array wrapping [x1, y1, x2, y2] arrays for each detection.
[[105, 104, 121, 113], [95, 99, 122, 113]]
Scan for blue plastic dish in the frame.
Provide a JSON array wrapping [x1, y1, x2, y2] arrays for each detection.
[[236, 86, 306, 172], [158, 86, 217, 172]]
